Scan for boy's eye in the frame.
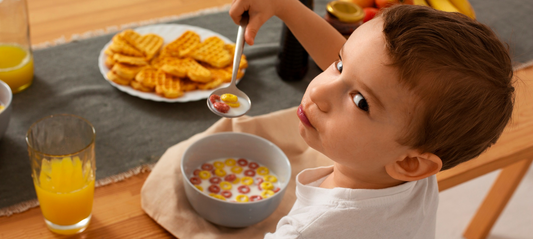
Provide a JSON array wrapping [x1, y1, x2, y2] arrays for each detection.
[[335, 60, 343, 73], [353, 93, 369, 112]]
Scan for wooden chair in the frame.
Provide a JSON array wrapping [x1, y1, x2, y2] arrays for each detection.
[[436, 66, 533, 239]]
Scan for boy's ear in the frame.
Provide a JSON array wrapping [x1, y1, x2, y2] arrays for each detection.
[[385, 150, 442, 182]]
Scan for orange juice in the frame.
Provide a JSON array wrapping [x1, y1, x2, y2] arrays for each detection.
[[33, 156, 95, 232], [0, 44, 34, 93]]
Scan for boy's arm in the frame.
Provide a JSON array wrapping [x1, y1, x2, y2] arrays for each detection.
[[230, 0, 346, 70]]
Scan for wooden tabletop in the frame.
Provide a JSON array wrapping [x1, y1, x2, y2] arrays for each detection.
[[1, 0, 532, 238]]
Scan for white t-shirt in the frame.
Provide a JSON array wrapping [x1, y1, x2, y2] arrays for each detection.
[[265, 166, 439, 239]]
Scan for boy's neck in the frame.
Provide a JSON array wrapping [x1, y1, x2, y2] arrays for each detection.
[[319, 163, 404, 190]]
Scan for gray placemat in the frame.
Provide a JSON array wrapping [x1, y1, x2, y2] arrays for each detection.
[[1, 0, 531, 211]]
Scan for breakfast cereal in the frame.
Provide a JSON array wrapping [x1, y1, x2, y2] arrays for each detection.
[[189, 158, 281, 202]]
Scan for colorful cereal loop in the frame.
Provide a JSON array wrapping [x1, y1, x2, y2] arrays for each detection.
[[199, 170, 211, 179], [190, 177, 201, 185], [220, 181, 232, 190], [261, 190, 275, 199], [221, 93, 238, 103], [255, 177, 264, 185], [237, 158, 248, 166], [264, 175, 278, 183], [208, 185, 221, 193], [241, 176, 254, 185], [225, 174, 237, 182], [238, 185, 250, 194], [248, 162, 259, 169], [225, 102, 240, 108], [209, 177, 222, 184], [201, 163, 214, 171], [221, 190, 232, 198], [231, 166, 243, 174], [210, 193, 226, 201], [250, 195, 263, 202], [260, 182, 274, 190], [194, 185, 203, 191], [225, 158, 236, 166], [236, 195, 250, 203], [244, 169, 256, 177], [257, 166, 269, 176], [214, 161, 225, 169], [214, 168, 227, 177]]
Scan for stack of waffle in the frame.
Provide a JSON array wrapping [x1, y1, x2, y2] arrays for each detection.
[[104, 29, 248, 99]]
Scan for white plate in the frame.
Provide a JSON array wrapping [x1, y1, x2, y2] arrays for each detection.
[[98, 24, 242, 102]]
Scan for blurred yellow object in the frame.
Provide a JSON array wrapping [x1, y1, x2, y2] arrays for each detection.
[[428, 0, 460, 13], [413, 0, 430, 7], [449, 0, 476, 19], [428, 0, 476, 19]]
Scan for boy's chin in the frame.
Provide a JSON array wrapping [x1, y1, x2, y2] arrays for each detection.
[[298, 123, 321, 152]]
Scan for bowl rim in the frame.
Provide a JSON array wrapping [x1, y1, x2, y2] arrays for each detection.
[[0, 80, 12, 113], [181, 131, 291, 205]]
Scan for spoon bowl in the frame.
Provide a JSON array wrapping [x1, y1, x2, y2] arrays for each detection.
[[207, 13, 250, 118]]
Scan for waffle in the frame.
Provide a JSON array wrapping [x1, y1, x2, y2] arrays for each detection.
[[113, 53, 148, 66], [190, 36, 232, 68], [159, 57, 187, 78], [155, 73, 184, 98], [104, 47, 115, 56], [135, 67, 163, 90], [105, 54, 116, 69], [196, 78, 223, 90], [181, 57, 212, 83], [203, 64, 231, 83], [150, 54, 165, 68], [162, 30, 201, 58], [160, 57, 212, 83], [179, 78, 198, 92], [118, 29, 141, 46], [112, 63, 145, 80], [107, 70, 131, 85], [110, 35, 143, 57], [134, 33, 164, 60], [131, 81, 152, 92]]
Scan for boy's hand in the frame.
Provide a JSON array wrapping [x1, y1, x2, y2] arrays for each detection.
[[229, 0, 285, 46]]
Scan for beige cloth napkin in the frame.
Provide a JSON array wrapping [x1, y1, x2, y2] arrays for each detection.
[[141, 107, 334, 238]]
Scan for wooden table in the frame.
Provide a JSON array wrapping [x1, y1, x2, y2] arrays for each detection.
[[1, 0, 532, 238]]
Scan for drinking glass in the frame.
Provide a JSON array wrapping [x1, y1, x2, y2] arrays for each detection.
[[26, 114, 96, 235], [0, 0, 34, 93]]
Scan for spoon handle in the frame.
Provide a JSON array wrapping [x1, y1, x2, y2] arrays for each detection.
[[230, 12, 249, 86]]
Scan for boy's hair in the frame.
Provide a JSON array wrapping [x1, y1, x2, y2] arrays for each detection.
[[381, 5, 515, 171]]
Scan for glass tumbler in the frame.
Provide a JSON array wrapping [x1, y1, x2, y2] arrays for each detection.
[[0, 0, 34, 93], [26, 114, 96, 235]]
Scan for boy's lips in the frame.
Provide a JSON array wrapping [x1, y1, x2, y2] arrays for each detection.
[[297, 105, 313, 128]]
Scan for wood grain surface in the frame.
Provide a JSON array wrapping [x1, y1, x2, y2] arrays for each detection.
[[0, 0, 532, 238]]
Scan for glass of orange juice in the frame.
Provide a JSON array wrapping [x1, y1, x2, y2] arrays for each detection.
[[26, 114, 96, 235], [0, 0, 34, 93]]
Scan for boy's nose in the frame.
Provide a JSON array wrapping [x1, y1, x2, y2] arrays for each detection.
[[309, 78, 338, 113]]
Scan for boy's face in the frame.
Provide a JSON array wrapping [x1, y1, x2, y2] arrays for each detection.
[[298, 17, 418, 182]]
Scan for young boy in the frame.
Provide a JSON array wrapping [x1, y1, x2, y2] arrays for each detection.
[[230, 1, 514, 238]]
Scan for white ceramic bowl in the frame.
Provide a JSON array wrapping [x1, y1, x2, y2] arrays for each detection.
[[181, 132, 291, 228], [0, 80, 12, 140]]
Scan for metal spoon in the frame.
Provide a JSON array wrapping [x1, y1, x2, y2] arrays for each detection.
[[207, 12, 251, 118]]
